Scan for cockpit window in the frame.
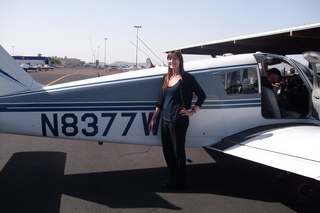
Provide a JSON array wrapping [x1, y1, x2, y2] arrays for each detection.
[[220, 67, 258, 95]]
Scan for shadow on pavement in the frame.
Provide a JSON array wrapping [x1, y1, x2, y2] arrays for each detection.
[[0, 151, 319, 212], [0, 152, 66, 213]]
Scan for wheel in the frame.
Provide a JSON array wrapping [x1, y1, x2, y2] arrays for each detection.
[[286, 176, 319, 205]]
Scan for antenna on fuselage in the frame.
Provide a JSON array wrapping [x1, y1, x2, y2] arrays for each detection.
[[137, 36, 166, 66], [128, 40, 160, 66]]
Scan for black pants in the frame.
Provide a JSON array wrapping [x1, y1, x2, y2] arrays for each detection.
[[161, 116, 189, 186]]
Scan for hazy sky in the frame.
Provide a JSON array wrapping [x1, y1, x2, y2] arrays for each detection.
[[1, 0, 319, 65]]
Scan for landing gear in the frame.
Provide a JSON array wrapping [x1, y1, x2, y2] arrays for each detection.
[[287, 176, 318, 205], [273, 172, 319, 205]]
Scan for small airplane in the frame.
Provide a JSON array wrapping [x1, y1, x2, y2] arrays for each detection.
[[19, 63, 41, 71], [1, 22, 320, 204]]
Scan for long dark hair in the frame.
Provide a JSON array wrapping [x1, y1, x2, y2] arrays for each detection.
[[162, 51, 185, 89]]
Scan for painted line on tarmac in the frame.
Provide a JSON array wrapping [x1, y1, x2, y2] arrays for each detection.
[[46, 70, 81, 86]]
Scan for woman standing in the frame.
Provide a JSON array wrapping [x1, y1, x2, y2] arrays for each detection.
[[148, 51, 206, 190]]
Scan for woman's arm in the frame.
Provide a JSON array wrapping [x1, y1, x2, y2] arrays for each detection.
[[148, 107, 162, 132]]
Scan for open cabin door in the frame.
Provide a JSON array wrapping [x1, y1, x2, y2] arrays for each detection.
[[303, 51, 320, 120]]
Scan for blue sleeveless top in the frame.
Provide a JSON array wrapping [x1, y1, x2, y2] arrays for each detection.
[[162, 82, 181, 122]]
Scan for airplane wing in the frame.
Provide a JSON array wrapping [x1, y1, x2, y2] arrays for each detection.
[[163, 22, 320, 56], [207, 123, 320, 181]]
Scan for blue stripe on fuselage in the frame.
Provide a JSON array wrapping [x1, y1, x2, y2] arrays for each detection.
[[0, 99, 260, 112], [0, 68, 23, 85]]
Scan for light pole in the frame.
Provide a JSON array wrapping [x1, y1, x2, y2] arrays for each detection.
[[134, 25, 142, 68], [97, 45, 100, 66], [104, 38, 108, 67]]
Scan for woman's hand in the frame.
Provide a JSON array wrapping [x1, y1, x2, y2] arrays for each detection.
[[148, 107, 161, 132], [179, 107, 195, 117], [148, 120, 155, 132]]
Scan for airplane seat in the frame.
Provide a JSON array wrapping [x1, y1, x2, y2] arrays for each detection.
[[261, 86, 281, 118], [280, 107, 301, 118]]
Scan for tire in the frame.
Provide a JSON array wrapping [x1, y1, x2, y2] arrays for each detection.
[[286, 176, 319, 205]]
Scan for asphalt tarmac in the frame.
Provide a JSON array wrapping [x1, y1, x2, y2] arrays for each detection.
[[0, 67, 319, 213]]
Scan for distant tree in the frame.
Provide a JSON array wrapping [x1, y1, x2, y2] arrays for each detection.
[[50, 56, 61, 65], [38, 53, 42, 57]]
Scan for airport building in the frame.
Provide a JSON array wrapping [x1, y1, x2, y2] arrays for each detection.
[[12, 56, 51, 66], [12, 56, 84, 67], [58, 57, 84, 67]]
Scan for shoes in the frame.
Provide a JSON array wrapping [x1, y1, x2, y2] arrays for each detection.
[[161, 181, 184, 190]]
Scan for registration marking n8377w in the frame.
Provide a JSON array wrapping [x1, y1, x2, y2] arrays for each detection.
[[41, 112, 160, 137]]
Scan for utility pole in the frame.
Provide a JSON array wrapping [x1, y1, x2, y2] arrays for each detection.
[[104, 38, 108, 66], [134, 26, 142, 68]]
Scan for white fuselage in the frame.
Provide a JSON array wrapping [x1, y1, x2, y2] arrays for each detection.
[[0, 52, 319, 147]]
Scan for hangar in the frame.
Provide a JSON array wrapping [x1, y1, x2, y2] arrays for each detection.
[[164, 22, 320, 57]]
